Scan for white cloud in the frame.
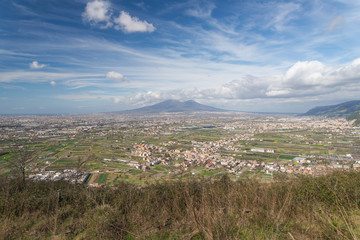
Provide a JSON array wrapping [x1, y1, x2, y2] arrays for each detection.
[[82, 0, 112, 28], [123, 58, 360, 104], [106, 71, 126, 81], [264, 58, 360, 97], [29, 61, 46, 69], [114, 11, 155, 33], [283, 61, 328, 87], [50, 80, 56, 86], [82, 1, 155, 33]]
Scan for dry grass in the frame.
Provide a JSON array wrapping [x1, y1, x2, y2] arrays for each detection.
[[1, 171, 360, 239]]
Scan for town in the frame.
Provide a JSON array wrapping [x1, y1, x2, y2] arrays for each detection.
[[1, 112, 360, 186]]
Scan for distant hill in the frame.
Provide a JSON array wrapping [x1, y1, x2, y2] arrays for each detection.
[[347, 111, 360, 126], [302, 100, 360, 117], [120, 100, 228, 114]]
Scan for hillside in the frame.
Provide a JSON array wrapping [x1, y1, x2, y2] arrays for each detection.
[[303, 100, 360, 117], [2, 172, 360, 239], [347, 111, 360, 126], [120, 100, 228, 114]]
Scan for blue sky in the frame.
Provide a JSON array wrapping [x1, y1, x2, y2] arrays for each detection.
[[1, 0, 360, 114]]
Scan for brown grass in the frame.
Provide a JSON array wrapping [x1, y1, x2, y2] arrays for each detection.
[[1, 171, 360, 239]]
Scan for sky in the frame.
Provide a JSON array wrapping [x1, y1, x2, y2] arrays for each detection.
[[1, 0, 360, 114]]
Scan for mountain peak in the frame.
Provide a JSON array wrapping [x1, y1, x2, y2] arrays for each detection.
[[163, 99, 180, 103], [121, 99, 227, 114]]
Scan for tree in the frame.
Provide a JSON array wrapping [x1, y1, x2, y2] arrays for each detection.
[[9, 149, 35, 185]]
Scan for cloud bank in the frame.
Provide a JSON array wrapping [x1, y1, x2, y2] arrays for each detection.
[[123, 58, 360, 105]]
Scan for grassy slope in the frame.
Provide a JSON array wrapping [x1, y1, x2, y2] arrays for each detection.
[[1, 172, 360, 239]]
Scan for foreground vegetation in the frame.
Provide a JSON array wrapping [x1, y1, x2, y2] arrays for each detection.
[[2, 171, 360, 239]]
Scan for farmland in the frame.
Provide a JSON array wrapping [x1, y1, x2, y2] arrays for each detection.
[[0, 113, 359, 185]]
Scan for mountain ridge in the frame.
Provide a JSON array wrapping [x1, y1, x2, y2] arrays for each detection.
[[303, 100, 360, 117]]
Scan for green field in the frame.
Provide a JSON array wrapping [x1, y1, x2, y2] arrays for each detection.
[[97, 173, 108, 184], [279, 154, 297, 160]]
